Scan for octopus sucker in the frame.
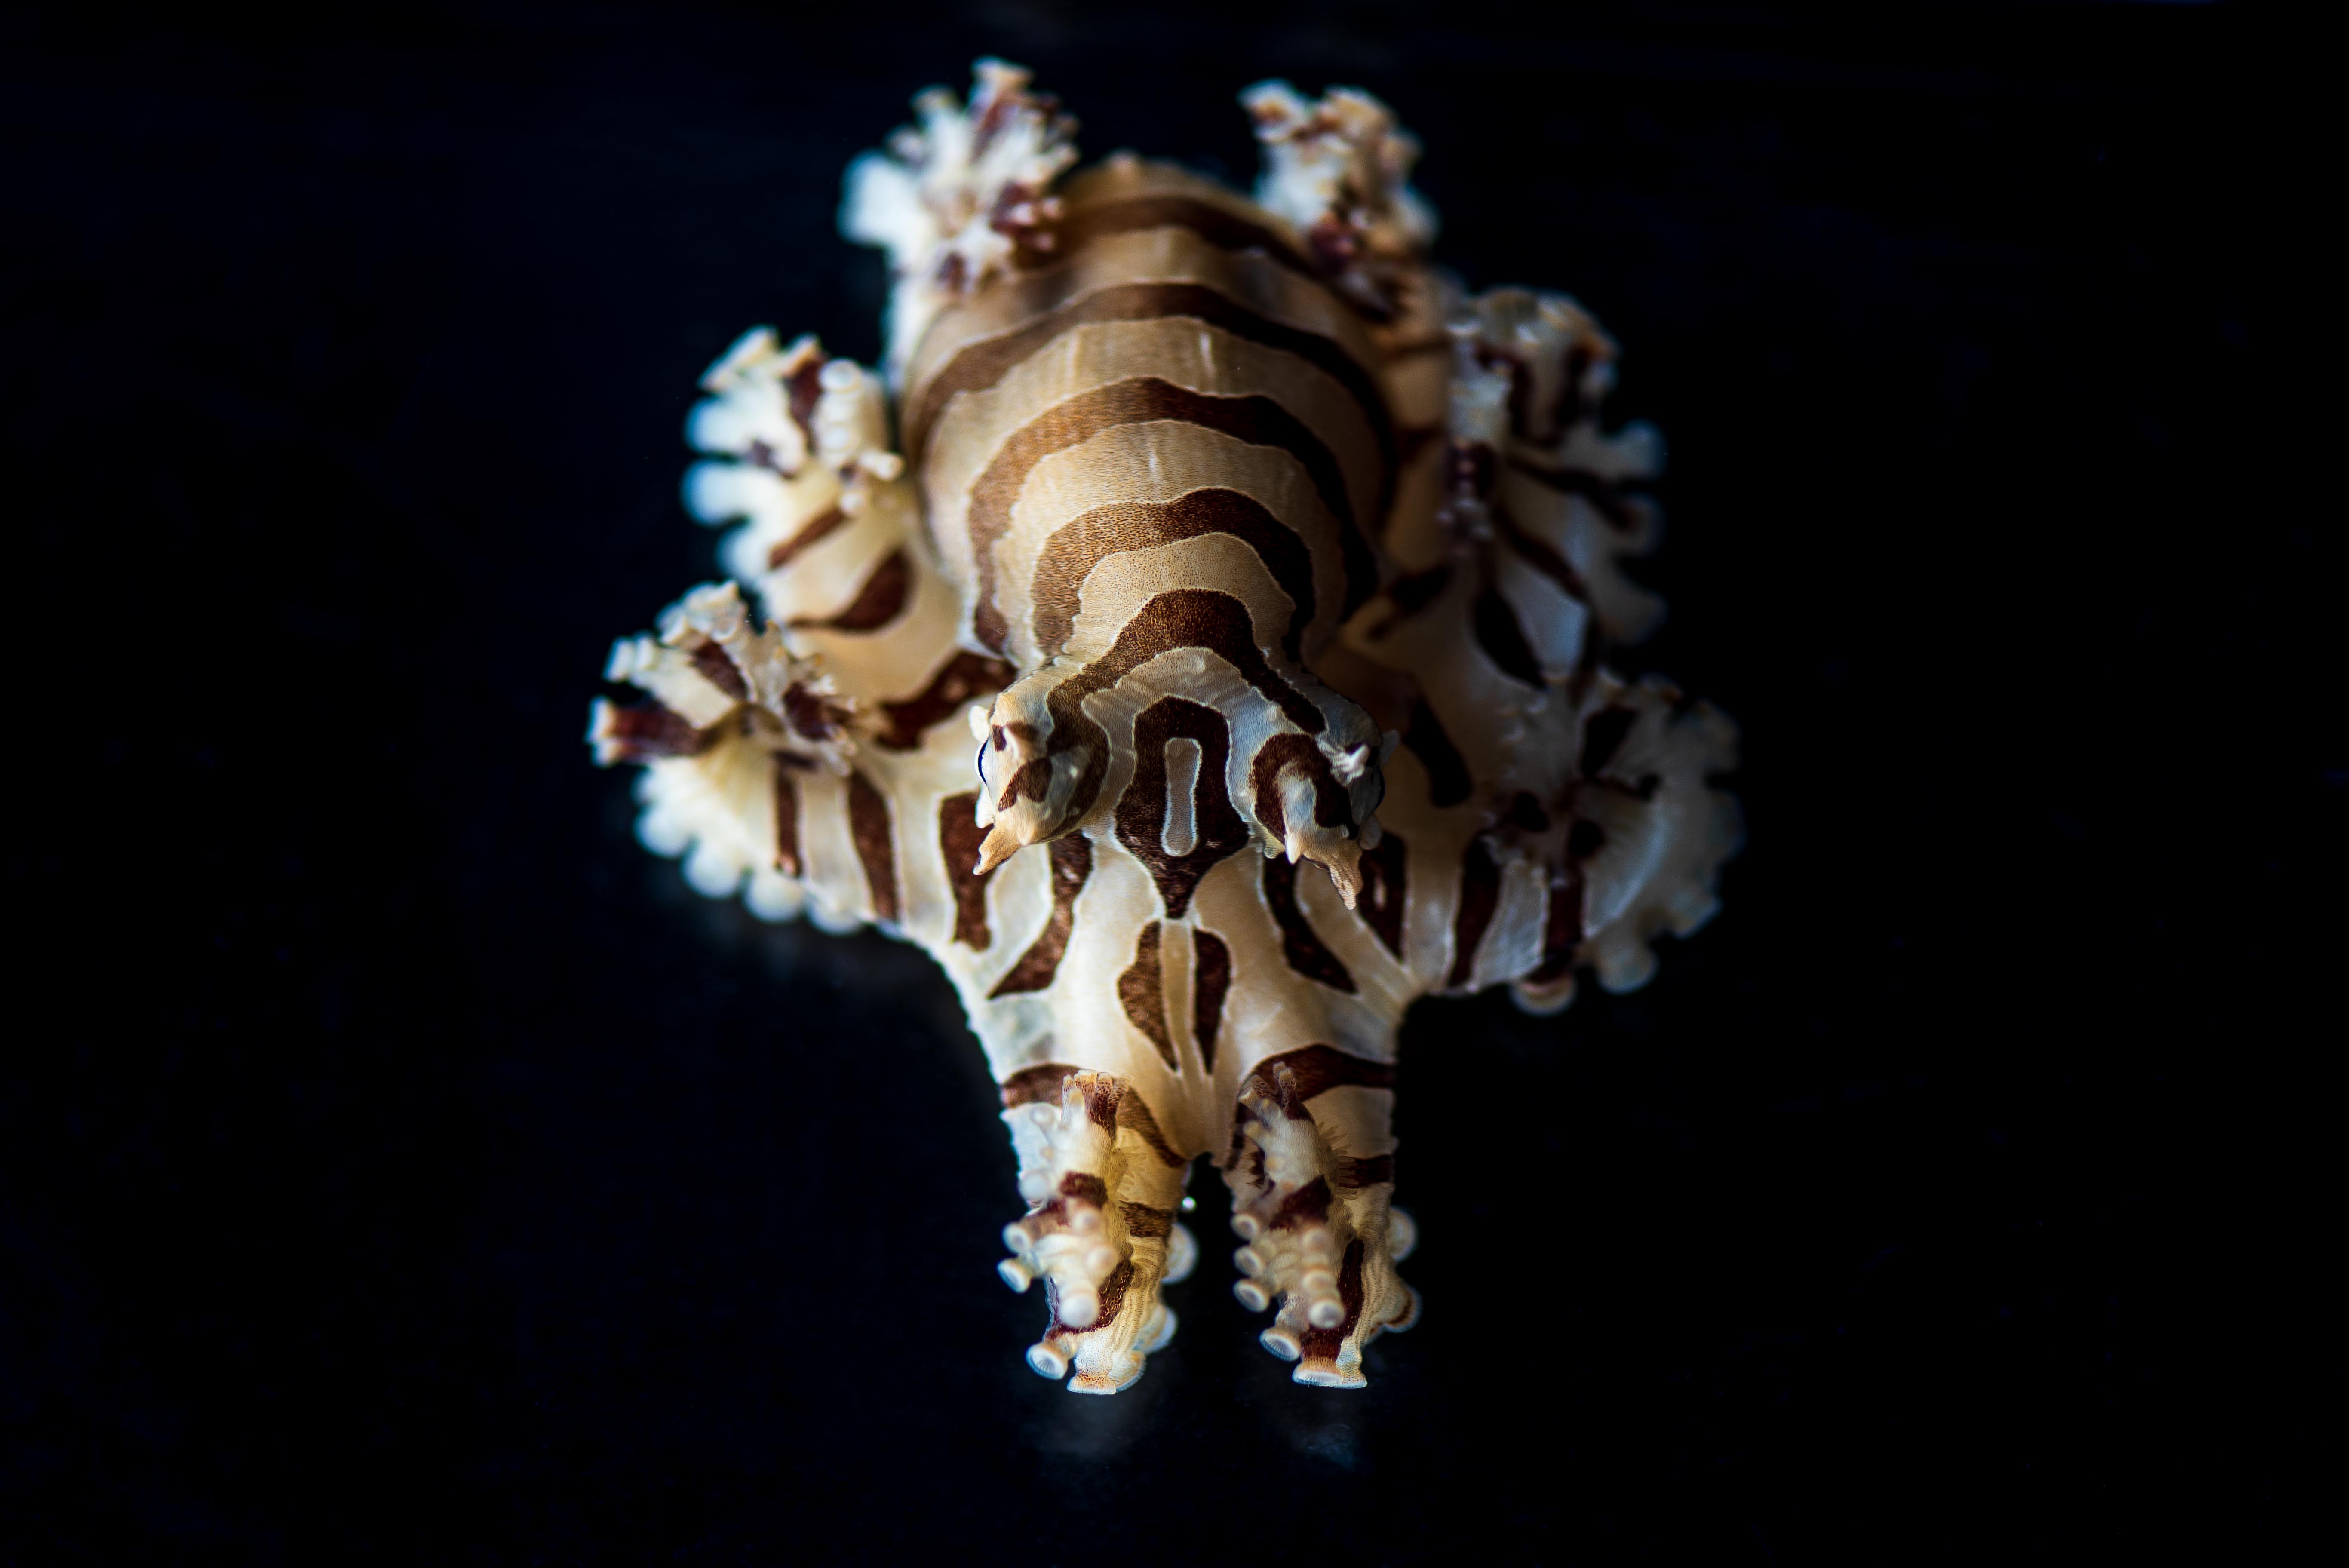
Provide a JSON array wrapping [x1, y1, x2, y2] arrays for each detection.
[[590, 59, 1741, 1393]]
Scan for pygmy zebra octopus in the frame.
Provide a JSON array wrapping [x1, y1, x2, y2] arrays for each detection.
[[590, 61, 1741, 1393]]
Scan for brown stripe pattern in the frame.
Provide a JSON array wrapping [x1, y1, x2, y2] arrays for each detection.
[[1115, 920, 1177, 1070], [908, 280, 1392, 474], [1191, 930, 1232, 1072], [938, 792, 994, 949], [1244, 1043, 1397, 1106], [1030, 488, 1320, 660], [1356, 830, 1409, 960], [598, 703, 712, 762], [846, 769, 900, 926], [1111, 696, 1250, 918], [1261, 856, 1355, 994], [1227, 1043, 1400, 1171], [765, 503, 847, 571], [795, 548, 910, 633], [1051, 193, 1320, 282], [1447, 836, 1503, 989], [956, 377, 1372, 655], [998, 1064, 1080, 1109], [1401, 697, 1471, 808], [875, 651, 1015, 752], [772, 760, 804, 877], [989, 833, 1095, 997], [1296, 1238, 1366, 1366]]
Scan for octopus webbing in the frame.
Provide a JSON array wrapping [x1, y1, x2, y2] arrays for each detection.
[[588, 61, 1741, 1393]]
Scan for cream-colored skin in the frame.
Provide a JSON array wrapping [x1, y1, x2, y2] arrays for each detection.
[[591, 63, 1740, 1393]]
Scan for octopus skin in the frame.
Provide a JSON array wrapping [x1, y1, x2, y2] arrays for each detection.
[[588, 61, 1741, 1394]]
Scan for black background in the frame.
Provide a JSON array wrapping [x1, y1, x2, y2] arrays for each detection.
[[2, 1, 2315, 1561]]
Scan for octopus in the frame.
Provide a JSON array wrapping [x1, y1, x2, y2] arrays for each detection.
[[588, 61, 1741, 1393]]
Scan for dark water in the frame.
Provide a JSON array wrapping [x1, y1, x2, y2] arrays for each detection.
[[3, 2, 2308, 1561]]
